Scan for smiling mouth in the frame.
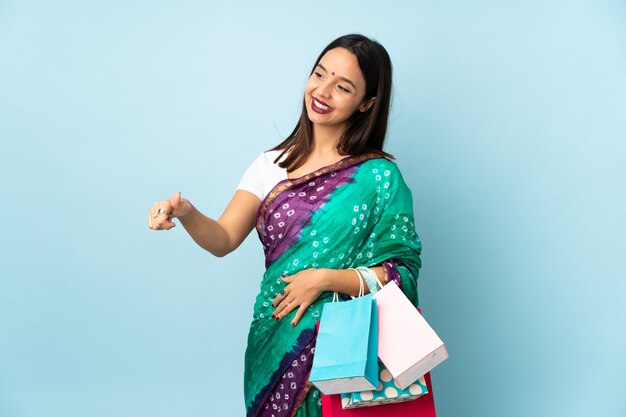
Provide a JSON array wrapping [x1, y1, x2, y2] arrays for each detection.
[[311, 97, 334, 114]]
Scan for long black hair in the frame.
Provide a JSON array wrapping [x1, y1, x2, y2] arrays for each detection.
[[268, 33, 395, 171]]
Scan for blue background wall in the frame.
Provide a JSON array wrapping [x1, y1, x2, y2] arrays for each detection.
[[1, 1, 624, 416]]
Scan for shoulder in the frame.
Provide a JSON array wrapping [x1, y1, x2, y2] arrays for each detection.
[[260, 149, 287, 167], [359, 156, 412, 198], [247, 149, 287, 170], [360, 156, 404, 177]]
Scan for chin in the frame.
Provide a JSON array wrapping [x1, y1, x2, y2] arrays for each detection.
[[307, 114, 337, 126]]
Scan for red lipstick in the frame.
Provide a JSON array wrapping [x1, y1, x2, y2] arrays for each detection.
[[311, 97, 334, 114]]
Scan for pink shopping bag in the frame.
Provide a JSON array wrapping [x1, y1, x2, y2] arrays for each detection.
[[374, 282, 448, 389]]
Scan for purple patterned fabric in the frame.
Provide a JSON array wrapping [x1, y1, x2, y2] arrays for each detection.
[[258, 341, 316, 417], [382, 258, 405, 290], [257, 167, 358, 268]]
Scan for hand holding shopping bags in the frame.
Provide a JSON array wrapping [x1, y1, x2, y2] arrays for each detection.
[[310, 269, 448, 415]]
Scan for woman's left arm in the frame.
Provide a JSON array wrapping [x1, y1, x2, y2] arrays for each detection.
[[271, 266, 387, 326], [320, 266, 387, 297]]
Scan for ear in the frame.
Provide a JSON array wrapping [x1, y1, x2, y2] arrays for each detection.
[[359, 97, 377, 112]]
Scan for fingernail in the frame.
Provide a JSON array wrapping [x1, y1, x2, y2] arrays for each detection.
[[291, 322, 295, 327]]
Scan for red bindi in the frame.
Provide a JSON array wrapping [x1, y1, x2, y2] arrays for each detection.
[[332, 71, 335, 75]]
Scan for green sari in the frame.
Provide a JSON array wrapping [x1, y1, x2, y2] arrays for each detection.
[[244, 152, 422, 417]]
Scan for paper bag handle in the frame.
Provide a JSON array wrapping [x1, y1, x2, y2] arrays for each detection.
[[331, 268, 365, 302]]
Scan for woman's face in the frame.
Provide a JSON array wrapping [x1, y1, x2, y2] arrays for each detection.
[[304, 47, 376, 130]]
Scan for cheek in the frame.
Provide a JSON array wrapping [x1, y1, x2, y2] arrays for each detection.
[[336, 97, 360, 113], [303, 88, 313, 104], [304, 78, 316, 94]]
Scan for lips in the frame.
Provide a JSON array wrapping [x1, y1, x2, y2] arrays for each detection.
[[311, 97, 334, 114]]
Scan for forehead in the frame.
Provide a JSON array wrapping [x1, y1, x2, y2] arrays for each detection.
[[318, 47, 364, 82]]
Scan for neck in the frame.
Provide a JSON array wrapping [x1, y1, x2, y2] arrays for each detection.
[[311, 123, 347, 158]]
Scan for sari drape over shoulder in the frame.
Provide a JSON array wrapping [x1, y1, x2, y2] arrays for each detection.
[[244, 153, 422, 417]]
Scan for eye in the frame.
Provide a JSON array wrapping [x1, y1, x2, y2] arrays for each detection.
[[314, 71, 323, 79], [338, 85, 351, 93]]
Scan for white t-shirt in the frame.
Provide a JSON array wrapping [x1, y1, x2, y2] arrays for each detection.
[[236, 150, 289, 201]]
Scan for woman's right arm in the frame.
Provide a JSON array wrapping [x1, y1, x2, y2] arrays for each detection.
[[148, 190, 261, 257]]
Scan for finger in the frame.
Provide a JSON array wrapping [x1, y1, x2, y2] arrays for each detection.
[[290, 303, 310, 327], [150, 202, 162, 229], [153, 199, 174, 228], [153, 199, 174, 219], [150, 207, 159, 229], [170, 191, 181, 212], [154, 212, 170, 229], [274, 298, 297, 320], [273, 296, 290, 318], [171, 192, 186, 218], [271, 288, 288, 307], [161, 198, 174, 215], [154, 212, 163, 228], [148, 211, 153, 229], [280, 275, 292, 283], [273, 296, 291, 318], [162, 218, 176, 229]]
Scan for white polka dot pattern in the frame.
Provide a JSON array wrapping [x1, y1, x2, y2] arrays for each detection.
[[340, 364, 428, 409]]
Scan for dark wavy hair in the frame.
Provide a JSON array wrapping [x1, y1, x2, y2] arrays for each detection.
[[268, 33, 395, 172]]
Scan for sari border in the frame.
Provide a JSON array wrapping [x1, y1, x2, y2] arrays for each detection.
[[255, 152, 385, 231], [289, 380, 313, 417]]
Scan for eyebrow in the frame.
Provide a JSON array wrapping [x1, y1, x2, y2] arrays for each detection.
[[317, 63, 357, 91]]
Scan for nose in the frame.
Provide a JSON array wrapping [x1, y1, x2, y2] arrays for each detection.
[[316, 79, 332, 98]]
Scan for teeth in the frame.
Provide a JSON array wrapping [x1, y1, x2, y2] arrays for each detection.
[[314, 99, 330, 111]]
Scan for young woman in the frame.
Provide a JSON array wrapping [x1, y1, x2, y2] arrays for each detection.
[[148, 34, 422, 417]]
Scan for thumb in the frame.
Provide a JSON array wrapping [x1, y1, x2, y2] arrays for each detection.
[[170, 191, 182, 208]]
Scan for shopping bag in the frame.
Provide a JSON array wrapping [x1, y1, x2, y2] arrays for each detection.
[[322, 371, 437, 416], [374, 281, 448, 389], [309, 293, 378, 395], [340, 361, 428, 408]]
